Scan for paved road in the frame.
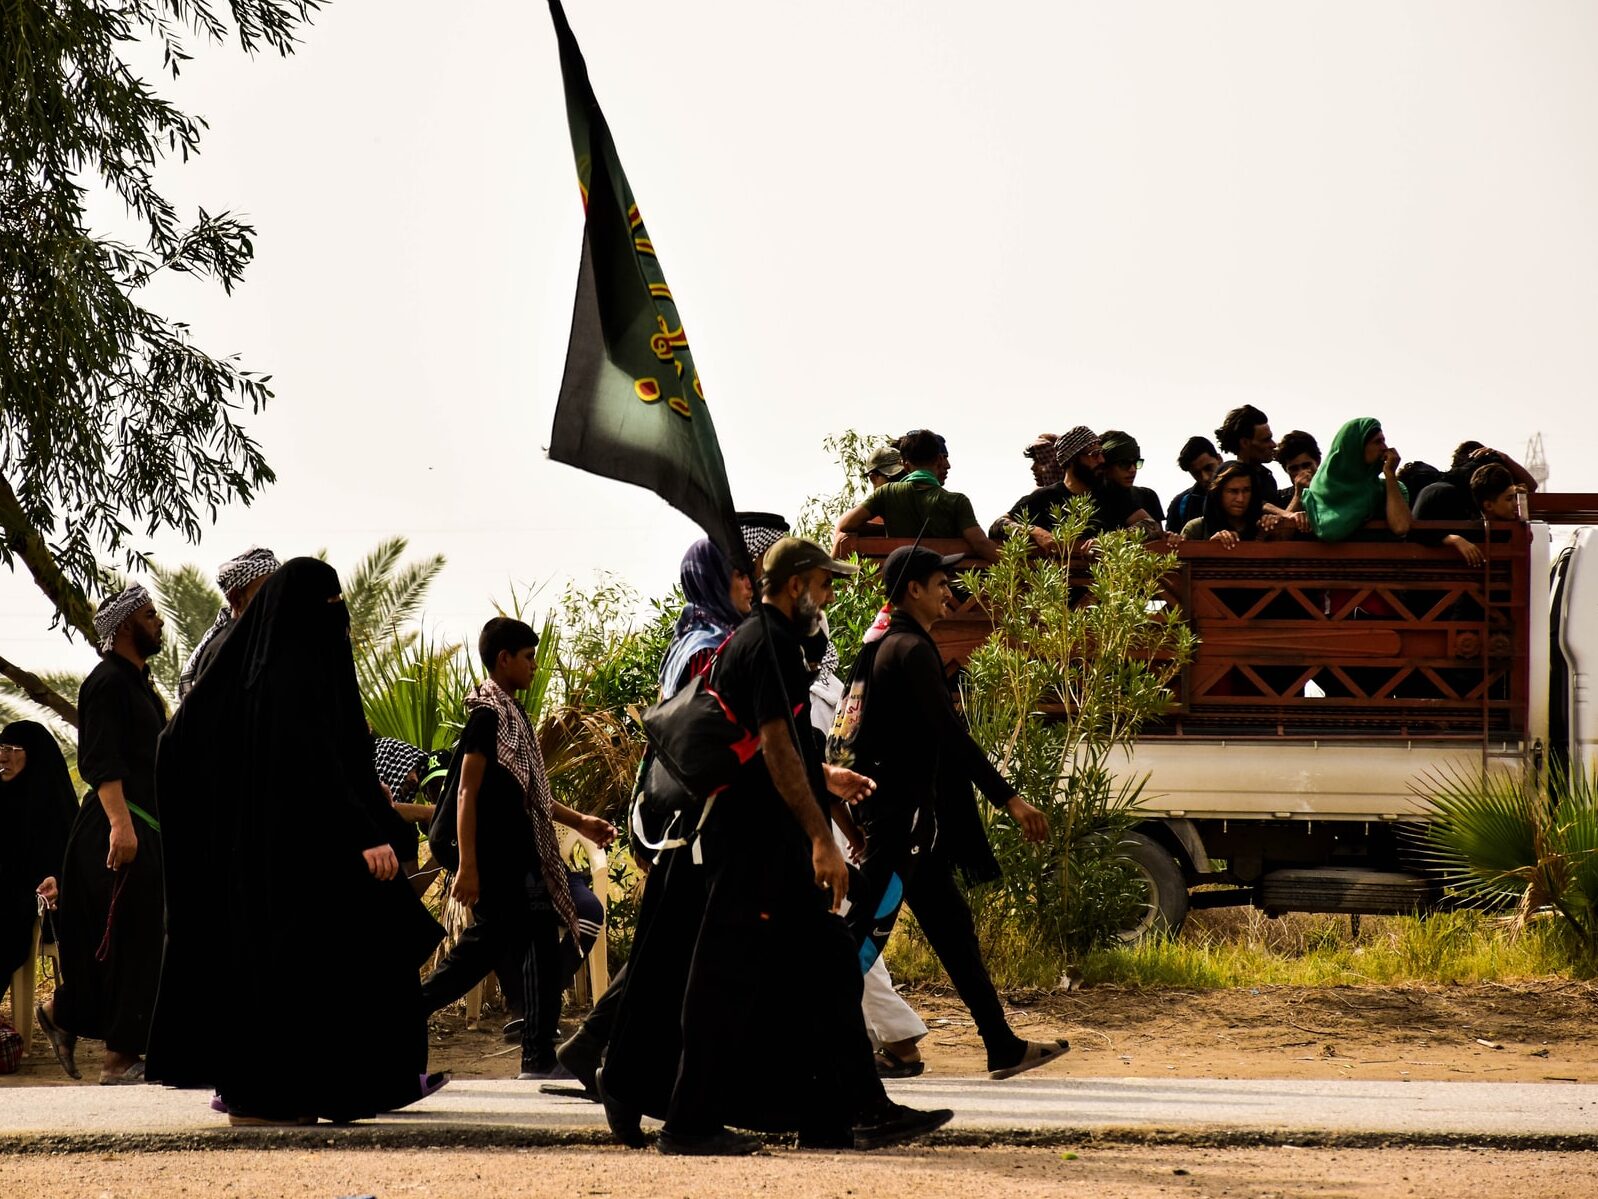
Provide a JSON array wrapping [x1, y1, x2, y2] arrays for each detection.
[[3, 1076, 1595, 1145]]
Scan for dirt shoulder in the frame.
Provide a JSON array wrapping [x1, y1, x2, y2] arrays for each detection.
[[2, 1145, 1596, 1199], [7, 981, 1593, 1087]]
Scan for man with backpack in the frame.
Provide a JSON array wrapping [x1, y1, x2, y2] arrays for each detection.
[[599, 537, 953, 1155], [831, 544, 1070, 1080]]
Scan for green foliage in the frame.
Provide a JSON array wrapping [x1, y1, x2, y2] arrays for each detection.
[[360, 631, 475, 753], [960, 499, 1195, 962], [796, 429, 894, 544], [1421, 763, 1598, 969], [148, 562, 225, 695], [887, 908, 1577, 989], [1, 1, 320, 600], [344, 537, 446, 660]]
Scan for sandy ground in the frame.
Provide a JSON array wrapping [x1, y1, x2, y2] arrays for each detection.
[[2, 1145, 1595, 1198], [7, 981, 1594, 1087]]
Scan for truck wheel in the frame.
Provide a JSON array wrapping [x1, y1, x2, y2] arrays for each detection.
[[1116, 831, 1190, 941]]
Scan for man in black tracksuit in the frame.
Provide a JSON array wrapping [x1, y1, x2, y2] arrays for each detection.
[[839, 545, 1069, 1080]]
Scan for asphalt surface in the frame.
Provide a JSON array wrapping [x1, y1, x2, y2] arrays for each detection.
[[3, 1076, 1595, 1150]]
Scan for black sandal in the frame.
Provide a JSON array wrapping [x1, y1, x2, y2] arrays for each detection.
[[35, 1002, 80, 1080], [874, 1046, 925, 1078]]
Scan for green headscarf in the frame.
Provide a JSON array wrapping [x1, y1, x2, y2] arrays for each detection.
[[1301, 417, 1406, 542]]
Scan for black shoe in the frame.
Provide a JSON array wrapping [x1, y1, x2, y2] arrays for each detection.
[[988, 1038, 1070, 1080], [795, 1125, 855, 1150], [594, 1066, 647, 1149], [555, 1032, 602, 1096], [852, 1101, 954, 1151], [656, 1127, 762, 1156]]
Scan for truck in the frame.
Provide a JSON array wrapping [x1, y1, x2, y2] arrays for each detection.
[[838, 493, 1598, 937]]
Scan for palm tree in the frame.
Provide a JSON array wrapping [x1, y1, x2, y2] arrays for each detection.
[[341, 537, 446, 659], [148, 562, 226, 697], [1421, 764, 1598, 967]]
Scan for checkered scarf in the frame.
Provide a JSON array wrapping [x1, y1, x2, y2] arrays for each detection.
[[94, 585, 151, 652], [463, 679, 579, 940], [373, 737, 427, 799], [737, 513, 789, 572], [216, 547, 279, 596], [1051, 425, 1101, 470], [177, 549, 281, 700]]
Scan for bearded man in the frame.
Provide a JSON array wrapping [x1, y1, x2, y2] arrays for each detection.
[[37, 585, 168, 1084]]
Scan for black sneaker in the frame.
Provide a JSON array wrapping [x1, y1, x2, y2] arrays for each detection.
[[656, 1127, 762, 1156], [594, 1066, 647, 1149], [851, 1101, 954, 1151], [555, 1032, 602, 1095]]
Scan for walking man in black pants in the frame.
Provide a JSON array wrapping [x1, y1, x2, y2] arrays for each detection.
[[834, 545, 1069, 1080]]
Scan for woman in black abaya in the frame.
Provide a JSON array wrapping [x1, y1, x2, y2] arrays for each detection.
[[0, 722, 76, 1004], [146, 558, 445, 1123]]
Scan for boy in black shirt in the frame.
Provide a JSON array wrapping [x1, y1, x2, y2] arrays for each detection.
[[837, 545, 1069, 1080], [420, 618, 614, 1079]]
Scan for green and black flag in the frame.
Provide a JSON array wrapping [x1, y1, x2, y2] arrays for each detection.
[[545, 1, 744, 567]]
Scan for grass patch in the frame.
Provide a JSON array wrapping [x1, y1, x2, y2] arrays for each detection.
[[885, 906, 1583, 991]]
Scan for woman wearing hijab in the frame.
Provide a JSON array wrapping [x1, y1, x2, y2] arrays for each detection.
[[1301, 418, 1412, 542], [146, 558, 445, 1125], [0, 722, 77, 1067], [657, 538, 754, 699], [1181, 460, 1272, 546]]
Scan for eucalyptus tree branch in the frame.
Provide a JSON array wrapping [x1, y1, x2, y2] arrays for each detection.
[[0, 652, 79, 728], [0, 472, 98, 645]]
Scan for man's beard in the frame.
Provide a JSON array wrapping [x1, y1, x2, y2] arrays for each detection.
[[131, 624, 163, 658], [795, 591, 824, 637], [1069, 460, 1102, 489]]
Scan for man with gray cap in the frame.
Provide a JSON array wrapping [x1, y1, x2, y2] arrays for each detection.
[[830, 545, 1068, 1081], [178, 546, 281, 700], [39, 586, 167, 1084], [863, 445, 905, 490]]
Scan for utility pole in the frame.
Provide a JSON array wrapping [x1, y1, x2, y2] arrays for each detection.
[[1524, 432, 1550, 489]]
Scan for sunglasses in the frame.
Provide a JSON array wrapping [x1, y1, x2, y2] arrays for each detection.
[[1108, 458, 1144, 470]]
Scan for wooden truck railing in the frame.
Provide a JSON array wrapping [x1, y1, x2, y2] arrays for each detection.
[[836, 515, 1556, 745]]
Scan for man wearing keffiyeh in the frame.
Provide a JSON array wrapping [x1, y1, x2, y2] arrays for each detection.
[[43, 584, 168, 1084], [178, 547, 280, 700], [419, 616, 616, 1081]]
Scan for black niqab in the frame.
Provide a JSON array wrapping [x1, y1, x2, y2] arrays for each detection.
[[147, 557, 443, 1120], [0, 721, 76, 981]]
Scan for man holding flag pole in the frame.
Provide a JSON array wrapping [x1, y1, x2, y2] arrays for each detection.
[[541, 1, 953, 1154]]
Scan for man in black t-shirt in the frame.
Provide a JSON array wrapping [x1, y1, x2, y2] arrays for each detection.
[[998, 425, 1159, 551], [1215, 404, 1290, 522], [46, 587, 168, 1084], [1165, 436, 1222, 533], [419, 618, 614, 1080], [620, 538, 952, 1156]]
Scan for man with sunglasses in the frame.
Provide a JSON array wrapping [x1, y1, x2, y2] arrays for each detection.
[[1100, 431, 1162, 527]]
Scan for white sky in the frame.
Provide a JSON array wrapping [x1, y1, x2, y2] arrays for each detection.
[[8, 0, 1597, 675]]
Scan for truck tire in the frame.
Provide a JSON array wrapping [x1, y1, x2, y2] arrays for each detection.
[[1116, 831, 1189, 941]]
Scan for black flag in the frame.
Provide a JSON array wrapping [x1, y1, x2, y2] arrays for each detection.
[[545, 0, 744, 567]]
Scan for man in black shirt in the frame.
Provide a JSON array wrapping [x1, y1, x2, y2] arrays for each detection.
[[1414, 442, 1541, 522], [999, 425, 1158, 551], [420, 618, 614, 1079], [1215, 405, 1289, 522], [43, 586, 167, 1085], [1101, 430, 1162, 526], [616, 537, 952, 1155], [1165, 436, 1222, 533], [837, 546, 1069, 1080]]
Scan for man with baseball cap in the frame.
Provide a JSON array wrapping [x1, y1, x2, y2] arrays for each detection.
[[831, 545, 1069, 1081], [1100, 430, 1162, 526], [835, 430, 1002, 563], [863, 445, 906, 489], [606, 535, 951, 1155]]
